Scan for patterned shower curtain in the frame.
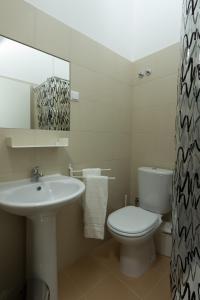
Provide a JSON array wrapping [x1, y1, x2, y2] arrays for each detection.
[[171, 0, 200, 299]]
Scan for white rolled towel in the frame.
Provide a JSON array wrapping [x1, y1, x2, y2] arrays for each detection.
[[83, 175, 108, 240], [82, 168, 101, 176]]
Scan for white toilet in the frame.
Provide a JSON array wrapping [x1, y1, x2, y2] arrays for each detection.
[[107, 167, 173, 278]]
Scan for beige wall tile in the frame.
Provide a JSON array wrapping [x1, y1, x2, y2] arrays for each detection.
[[70, 29, 101, 73], [71, 29, 132, 84], [133, 74, 178, 109], [132, 103, 176, 137], [154, 43, 180, 79], [35, 10, 71, 60], [0, 129, 37, 180], [73, 102, 131, 134], [71, 62, 132, 134], [71, 64, 103, 102], [0, 0, 133, 287], [99, 159, 131, 211], [57, 198, 102, 270], [130, 47, 177, 202], [0, 210, 25, 292], [0, 0, 36, 46], [0, 0, 177, 294], [95, 45, 132, 84], [131, 43, 180, 86], [0, 134, 13, 176], [70, 102, 81, 132], [71, 63, 132, 105]]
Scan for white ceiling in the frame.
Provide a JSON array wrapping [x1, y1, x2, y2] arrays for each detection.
[[25, 0, 182, 61]]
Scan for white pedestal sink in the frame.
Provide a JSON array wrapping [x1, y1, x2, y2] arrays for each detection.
[[0, 174, 85, 300]]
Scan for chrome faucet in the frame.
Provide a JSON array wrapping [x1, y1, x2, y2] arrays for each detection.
[[31, 166, 43, 182]]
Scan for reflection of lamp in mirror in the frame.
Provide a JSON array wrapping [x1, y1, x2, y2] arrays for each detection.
[[0, 35, 70, 131], [32, 76, 70, 131]]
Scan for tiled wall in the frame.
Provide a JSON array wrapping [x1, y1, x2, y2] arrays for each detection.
[[130, 44, 179, 201], [0, 0, 179, 293], [0, 0, 132, 292]]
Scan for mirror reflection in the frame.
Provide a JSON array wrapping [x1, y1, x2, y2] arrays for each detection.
[[0, 36, 70, 130]]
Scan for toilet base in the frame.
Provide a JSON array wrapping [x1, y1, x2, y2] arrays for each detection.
[[120, 237, 156, 277]]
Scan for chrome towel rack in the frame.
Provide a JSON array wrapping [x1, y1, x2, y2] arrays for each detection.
[[68, 164, 115, 180]]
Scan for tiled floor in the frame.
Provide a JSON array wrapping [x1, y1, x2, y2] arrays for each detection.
[[59, 239, 171, 300]]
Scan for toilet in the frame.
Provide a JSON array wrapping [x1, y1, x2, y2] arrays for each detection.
[[107, 167, 173, 278]]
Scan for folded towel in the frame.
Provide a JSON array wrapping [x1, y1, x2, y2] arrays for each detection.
[[83, 175, 108, 239], [82, 168, 101, 176]]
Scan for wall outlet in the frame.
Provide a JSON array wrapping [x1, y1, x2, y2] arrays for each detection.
[[71, 90, 80, 101]]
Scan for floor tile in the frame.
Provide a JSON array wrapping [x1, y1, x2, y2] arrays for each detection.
[[143, 274, 171, 300], [119, 267, 163, 298], [156, 254, 170, 271], [85, 275, 140, 300], [92, 239, 120, 272], [59, 239, 171, 300], [63, 255, 109, 295], [92, 240, 170, 298], [59, 271, 84, 300]]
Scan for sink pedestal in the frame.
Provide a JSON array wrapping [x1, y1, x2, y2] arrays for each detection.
[[27, 214, 58, 300], [0, 174, 85, 300]]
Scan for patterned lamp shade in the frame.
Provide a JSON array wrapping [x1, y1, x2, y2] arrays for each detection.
[[33, 76, 70, 131]]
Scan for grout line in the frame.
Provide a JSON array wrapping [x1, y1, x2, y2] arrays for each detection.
[[132, 71, 178, 88], [78, 294, 87, 300], [60, 259, 109, 299], [91, 249, 142, 298], [141, 271, 169, 299], [60, 242, 170, 300], [71, 61, 132, 87], [113, 276, 142, 299], [92, 248, 170, 300], [82, 273, 110, 298]]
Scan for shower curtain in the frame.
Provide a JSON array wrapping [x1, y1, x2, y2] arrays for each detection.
[[171, 0, 200, 299]]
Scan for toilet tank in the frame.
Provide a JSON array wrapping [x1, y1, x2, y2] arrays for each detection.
[[138, 167, 173, 214]]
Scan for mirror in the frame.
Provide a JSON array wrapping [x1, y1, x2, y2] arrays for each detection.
[[0, 35, 70, 131]]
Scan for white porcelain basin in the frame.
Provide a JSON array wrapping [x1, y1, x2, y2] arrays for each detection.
[[0, 173, 85, 300], [0, 174, 85, 216]]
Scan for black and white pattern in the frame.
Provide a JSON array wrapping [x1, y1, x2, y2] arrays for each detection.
[[171, 1, 200, 299], [34, 76, 70, 131]]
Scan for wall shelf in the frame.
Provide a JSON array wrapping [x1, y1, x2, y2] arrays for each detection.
[[5, 137, 69, 148]]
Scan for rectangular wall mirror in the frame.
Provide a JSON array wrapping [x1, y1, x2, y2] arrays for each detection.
[[0, 35, 71, 131]]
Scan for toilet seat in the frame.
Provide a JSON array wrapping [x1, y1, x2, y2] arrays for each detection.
[[107, 206, 162, 237]]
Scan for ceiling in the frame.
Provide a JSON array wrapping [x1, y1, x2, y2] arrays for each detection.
[[25, 0, 182, 61]]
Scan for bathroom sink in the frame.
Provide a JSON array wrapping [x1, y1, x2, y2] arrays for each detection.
[[0, 173, 85, 300], [0, 174, 85, 216]]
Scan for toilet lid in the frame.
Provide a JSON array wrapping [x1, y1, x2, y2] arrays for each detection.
[[107, 206, 161, 236]]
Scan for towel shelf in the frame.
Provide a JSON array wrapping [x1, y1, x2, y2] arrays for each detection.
[[68, 164, 115, 180], [72, 175, 115, 180], [72, 168, 111, 173]]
